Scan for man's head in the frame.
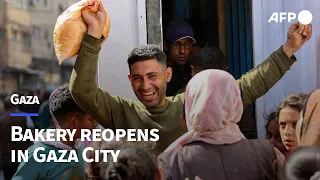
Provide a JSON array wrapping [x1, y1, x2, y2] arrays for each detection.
[[275, 93, 308, 153], [165, 21, 196, 66], [127, 45, 172, 109], [49, 84, 98, 138], [192, 47, 228, 75]]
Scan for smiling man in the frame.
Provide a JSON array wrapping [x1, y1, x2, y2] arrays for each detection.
[[127, 46, 172, 108], [69, 2, 312, 154]]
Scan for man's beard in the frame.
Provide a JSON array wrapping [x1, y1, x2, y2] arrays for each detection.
[[134, 86, 166, 109]]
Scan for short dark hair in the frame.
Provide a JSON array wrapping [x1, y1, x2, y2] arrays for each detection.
[[285, 146, 320, 180], [49, 83, 85, 122], [274, 93, 308, 122], [193, 47, 227, 71], [127, 44, 167, 70], [265, 110, 277, 131]]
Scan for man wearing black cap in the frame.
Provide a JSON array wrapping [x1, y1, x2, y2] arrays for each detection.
[[164, 21, 196, 96]]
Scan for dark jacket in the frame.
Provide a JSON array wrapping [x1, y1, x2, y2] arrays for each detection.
[[0, 112, 33, 167], [158, 139, 279, 180], [166, 63, 192, 96]]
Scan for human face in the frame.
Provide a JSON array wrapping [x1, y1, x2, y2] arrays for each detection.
[[169, 38, 193, 65], [129, 59, 172, 109], [266, 120, 286, 154], [279, 108, 300, 152]]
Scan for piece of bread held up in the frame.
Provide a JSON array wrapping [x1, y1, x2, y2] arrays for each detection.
[[53, 0, 110, 65]]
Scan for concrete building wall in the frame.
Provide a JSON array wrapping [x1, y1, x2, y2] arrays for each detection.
[[6, 0, 32, 69], [0, 1, 8, 67], [98, 0, 147, 98], [7, 1, 30, 27], [0, 72, 18, 94], [29, 0, 78, 61]]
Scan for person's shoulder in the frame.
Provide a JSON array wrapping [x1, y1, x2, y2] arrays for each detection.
[[166, 93, 185, 103], [174, 86, 186, 96], [249, 138, 274, 149], [248, 139, 276, 160], [158, 146, 182, 164], [158, 146, 184, 178]]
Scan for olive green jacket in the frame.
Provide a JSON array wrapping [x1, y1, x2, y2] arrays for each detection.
[[70, 34, 296, 153]]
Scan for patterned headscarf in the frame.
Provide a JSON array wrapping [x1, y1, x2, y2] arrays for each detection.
[[165, 69, 245, 152]]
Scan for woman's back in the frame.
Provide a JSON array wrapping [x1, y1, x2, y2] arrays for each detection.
[[158, 139, 277, 180]]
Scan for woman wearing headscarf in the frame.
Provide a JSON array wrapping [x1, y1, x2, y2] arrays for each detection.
[[158, 69, 281, 180]]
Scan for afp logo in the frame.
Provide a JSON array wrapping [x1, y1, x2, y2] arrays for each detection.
[[268, 10, 313, 25]]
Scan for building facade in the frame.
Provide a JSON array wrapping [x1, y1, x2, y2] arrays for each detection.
[[0, 0, 34, 94], [28, 0, 78, 91], [0, 0, 78, 94]]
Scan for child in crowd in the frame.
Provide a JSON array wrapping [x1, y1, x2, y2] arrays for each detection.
[[12, 83, 98, 180], [274, 93, 307, 157]]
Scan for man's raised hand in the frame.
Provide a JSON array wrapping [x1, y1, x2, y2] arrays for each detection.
[[283, 22, 312, 57], [82, 2, 107, 39]]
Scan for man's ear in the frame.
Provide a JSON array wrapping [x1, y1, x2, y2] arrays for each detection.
[[68, 116, 77, 129], [165, 67, 172, 82], [127, 73, 131, 81]]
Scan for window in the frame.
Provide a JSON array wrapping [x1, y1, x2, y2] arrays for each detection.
[[33, 26, 41, 40], [12, 0, 29, 10], [29, 0, 42, 7], [47, 40, 52, 48], [44, 29, 49, 40], [11, 29, 17, 42], [0, 30, 5, 40], [12, 0, 23, 8], [21, 32, 31, 51]]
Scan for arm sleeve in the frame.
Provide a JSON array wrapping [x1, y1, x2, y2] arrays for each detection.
[[237, 46, 296, 107], [69, 34, 126, 129]]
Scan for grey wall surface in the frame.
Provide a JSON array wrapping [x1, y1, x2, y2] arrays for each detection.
[[252, 0, 319, 137]]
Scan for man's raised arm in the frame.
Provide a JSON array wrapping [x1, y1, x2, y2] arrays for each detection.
[[237, 22, 312, 107], [69, 3, 124, 129]]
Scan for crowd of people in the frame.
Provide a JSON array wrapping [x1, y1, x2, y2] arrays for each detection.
[[0, 2, 319, 180]]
